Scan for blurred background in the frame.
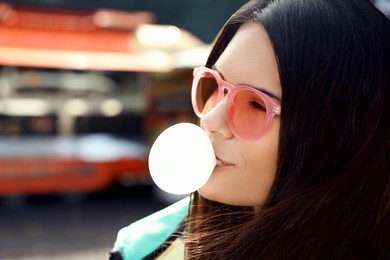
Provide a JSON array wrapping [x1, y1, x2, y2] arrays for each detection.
[[0, 0, 388, 259]]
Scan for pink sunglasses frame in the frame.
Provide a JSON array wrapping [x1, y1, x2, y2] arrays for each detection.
[[191, 66, 281, 142]]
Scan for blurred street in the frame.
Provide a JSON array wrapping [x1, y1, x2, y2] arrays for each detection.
[[0, 185, 171, 260]]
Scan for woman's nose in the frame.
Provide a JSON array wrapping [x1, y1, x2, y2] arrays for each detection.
[[200, 98, 234, 140]]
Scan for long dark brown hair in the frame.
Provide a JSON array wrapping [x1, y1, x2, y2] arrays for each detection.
[[185, 0, 390, 259]]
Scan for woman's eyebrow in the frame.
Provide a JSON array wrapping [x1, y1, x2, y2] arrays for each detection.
[[212, 65, 281, 101]]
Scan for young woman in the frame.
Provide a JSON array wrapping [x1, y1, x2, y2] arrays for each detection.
[[110, 0, 390, 259]]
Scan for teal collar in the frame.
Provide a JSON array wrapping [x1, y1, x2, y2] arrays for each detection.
[[112, 196, 189, 260]]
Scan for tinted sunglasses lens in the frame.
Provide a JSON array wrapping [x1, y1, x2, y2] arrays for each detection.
[[230, 90, 267, 141], [195, 72, 219, 115]]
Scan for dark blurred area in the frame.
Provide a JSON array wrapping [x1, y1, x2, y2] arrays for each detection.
[[0, 0, 388, 259], [0, 185, 167, 260]]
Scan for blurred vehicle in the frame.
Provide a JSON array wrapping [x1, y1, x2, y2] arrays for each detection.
[[0, 134, 150, 195], [0, 3, 207, 197]]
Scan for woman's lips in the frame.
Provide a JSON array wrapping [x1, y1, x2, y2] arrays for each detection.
[[215, 157, 231, 167]]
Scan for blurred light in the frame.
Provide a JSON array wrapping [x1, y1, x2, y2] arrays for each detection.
[[101, 99, 123, 117], [374, 0, 390, 18], [0, 98, 50, 116], [0, 77, 11, 96], [93, 10, 154, 30], [75, 134, 148, 161], [144, 50, 172, 69], [64, 98, 89, 116], [93, 11, 112, 28], [172, 45, 211, 68], [135, 24, 182, 49], [66, 53, 91, 70]]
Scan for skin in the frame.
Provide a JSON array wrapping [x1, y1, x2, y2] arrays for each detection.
[[198, 22, 282, 207]]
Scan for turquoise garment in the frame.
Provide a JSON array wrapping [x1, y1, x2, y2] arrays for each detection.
[[112, 197, 189, 260]]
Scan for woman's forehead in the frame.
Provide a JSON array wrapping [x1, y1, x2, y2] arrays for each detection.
[[215, 22, 282, 99]]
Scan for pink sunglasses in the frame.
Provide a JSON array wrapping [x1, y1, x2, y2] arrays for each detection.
[[191, 66, 281, 142]]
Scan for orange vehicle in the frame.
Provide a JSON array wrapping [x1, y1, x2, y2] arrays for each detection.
[[0, 135, 150, 195], [0, 3, 157, 195]]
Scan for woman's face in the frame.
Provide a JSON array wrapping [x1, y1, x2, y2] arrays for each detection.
[[198, 22, 282, 207]]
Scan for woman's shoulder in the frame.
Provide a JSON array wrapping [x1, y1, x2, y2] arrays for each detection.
[[109, 196, 190, 260]]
